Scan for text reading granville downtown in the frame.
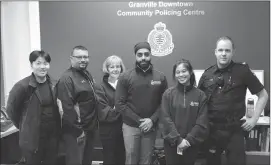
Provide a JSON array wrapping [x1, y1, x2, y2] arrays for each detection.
[[117, 1, 205, 17], [128, 1, 194, 8]]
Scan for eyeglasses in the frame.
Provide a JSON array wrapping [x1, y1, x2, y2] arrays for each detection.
[[136, 52, 150, 57], [72, 55, 89, 60]]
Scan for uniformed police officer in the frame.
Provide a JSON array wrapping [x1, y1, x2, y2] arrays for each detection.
[[198, 36, 268, 165]]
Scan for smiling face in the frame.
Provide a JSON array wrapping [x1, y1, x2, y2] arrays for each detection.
[[31, 56, 50, 78], [70, 49, 89, 70], [107, 60, 121, 79], [215, 39, 234, 68], [175, 63, 191, 86]]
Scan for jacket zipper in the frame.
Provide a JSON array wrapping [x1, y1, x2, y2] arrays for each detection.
[[87, 79, 99, 129], [184, 86, 186, 108]]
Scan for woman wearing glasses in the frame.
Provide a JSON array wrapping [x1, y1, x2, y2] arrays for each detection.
[[159, 59, 209, 165], [96, 55, 126, 165], [6, 50, 61, 165]]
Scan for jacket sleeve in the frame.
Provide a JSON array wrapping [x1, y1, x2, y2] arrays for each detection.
[[197, 74, 205, 90], [115, 74, 142, 126], [6, 83, 25, 128], [95, 84, 117, 122], [159, 89, 182, 146], [56, 76, 82, 136], [150, 75, 168, 124], [185, 92, 209, 146]]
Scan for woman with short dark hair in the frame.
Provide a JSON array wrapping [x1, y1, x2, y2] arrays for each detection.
[[6, 50, 61, 165]]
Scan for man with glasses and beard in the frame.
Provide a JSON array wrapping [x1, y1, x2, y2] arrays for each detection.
[[198, 36, 268, 165], [115, 42, 168, 165], [56, 45, 98, 165]]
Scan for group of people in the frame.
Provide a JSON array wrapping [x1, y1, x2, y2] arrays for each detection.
[[6, 36, 268, 165]]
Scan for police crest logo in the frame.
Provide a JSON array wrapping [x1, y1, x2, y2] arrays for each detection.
[[147, 22, 174, 56]]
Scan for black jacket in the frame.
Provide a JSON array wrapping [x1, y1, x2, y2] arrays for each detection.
[[96, 74, 122, 124], [6, 73, 61, 152], [160, 83, 209, 147], [115, 64, 168, 127], [57, 67, 98, 137]]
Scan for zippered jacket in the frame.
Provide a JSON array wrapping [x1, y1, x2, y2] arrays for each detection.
[[96, 74, 122, 124], [57, 67, 98, 137], [115, 64, 168, 127], [160, 83, 209, 146]]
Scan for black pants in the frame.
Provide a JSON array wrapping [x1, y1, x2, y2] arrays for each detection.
[[164, 141, 199, 165], [99, 122, 125, 165], [201, 129, 246, 165], [22, 122, 59, 165], [62, 130, 96, 165]]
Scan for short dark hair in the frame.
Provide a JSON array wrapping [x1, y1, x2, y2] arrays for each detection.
[[71, 45, 88, 55], [216, 36, 235, 50], [172, 58, 196, 86], [29, 50, 51, 64]]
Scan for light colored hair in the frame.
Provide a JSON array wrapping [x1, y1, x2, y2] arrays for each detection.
[[102, 55, 126, 74]]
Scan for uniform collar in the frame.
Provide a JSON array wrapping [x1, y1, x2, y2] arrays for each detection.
[[213, 61, 235, 74], [135, 63, 153, 74]]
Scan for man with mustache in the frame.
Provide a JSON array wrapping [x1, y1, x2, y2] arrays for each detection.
[[115, 42, 168, 165], [57, 45, 98, 165], [198, 36, 268, 165]]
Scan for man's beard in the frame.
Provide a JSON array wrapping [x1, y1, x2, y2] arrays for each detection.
[[136, 60, 151, 70], [78, 63, 88, 70]]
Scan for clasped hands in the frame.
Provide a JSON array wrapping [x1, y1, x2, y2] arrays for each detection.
[[177, 139, 191, 154], [139, 118, 153, 133]]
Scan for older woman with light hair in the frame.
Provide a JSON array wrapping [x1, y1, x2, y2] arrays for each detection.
[[96, 55, 126, 165]]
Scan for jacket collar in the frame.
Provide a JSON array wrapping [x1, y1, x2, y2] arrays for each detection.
[[213, 61, 235, 74], [176, 82, 194, 93], [135, 63, 153, 74], [102, 74, 116, 90], [28, 73, 53, 88], [28, 73, 56, 104], [70, 66, 94, 83]]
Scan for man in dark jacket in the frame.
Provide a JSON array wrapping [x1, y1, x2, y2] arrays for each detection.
[[115, 42, 168, 165], [6, 50, 61, 165], [198, 36, 268, 165], [57, 45, 98, 165]]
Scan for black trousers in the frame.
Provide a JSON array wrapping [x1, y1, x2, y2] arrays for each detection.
[[62, 130, 96, 165], [164, 141, 199, 165], [201, 129, 246, 165], [22, 122, 59, 165], [99, 122, 125, 165]]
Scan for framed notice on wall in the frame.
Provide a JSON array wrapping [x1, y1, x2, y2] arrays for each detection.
[[194, 70, 264, 116]]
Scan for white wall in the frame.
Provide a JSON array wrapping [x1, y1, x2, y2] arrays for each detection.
[[1, 1, 41, 105]]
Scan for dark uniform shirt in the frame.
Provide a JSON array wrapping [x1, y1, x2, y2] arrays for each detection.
[[198, 61, 264, 125]]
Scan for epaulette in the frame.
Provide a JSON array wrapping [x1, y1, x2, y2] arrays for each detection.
[[204, 64, 216, 72], [235, 62, 249, 67], [236, 62, 247, 65]]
